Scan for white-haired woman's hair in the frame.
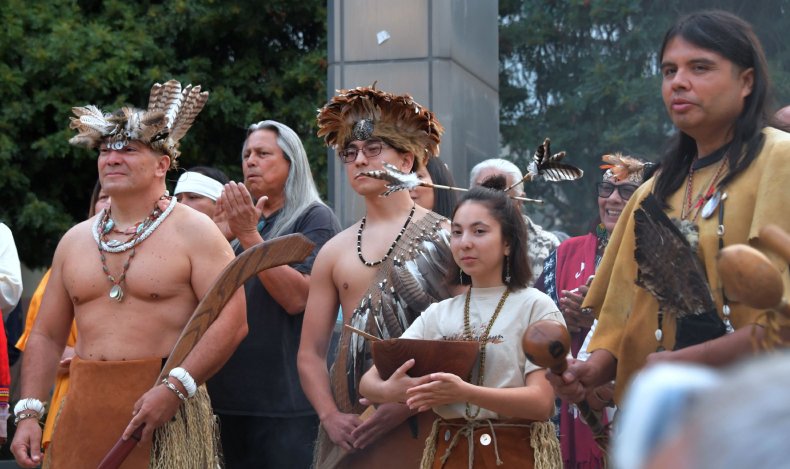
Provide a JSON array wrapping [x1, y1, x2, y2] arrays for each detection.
[[244, 120, 325, 238], [469, 158, 525, 196]]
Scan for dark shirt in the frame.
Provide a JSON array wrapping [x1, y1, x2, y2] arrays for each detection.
[[208, 202, 341, 417]]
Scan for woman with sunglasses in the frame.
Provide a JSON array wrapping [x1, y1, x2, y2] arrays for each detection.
[[535, 153, 651, 469]]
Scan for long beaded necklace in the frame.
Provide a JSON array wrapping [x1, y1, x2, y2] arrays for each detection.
[[462, 287, 510, 419], [94, 195, 175, 301], [356, 203, 416, 267]]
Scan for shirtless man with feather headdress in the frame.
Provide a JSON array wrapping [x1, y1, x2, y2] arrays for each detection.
[[11, 80, 246, 469], [298, 86, 455, 468]]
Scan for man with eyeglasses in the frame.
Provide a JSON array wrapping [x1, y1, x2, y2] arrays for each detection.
[[206, 120, 341, 469], [298, 87, 455, 468], [548, 10, 790, 425]]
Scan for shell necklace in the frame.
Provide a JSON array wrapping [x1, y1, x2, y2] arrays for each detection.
[[356, 203, 415, 267], [94, 195, 175, 301]]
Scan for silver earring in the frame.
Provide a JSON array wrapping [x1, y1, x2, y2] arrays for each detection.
[[459, 268, 465, 285], [504, 255, 511, 284]]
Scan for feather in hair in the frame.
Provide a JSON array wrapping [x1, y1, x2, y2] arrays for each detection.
[[600, 152, 648, 183]]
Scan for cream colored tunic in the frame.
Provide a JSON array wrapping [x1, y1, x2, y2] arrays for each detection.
[[585, 127, 790, 403]]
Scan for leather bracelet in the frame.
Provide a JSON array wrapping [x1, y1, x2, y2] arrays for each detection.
[[14, 412, 41, 425], [161, 378, 186, 402]]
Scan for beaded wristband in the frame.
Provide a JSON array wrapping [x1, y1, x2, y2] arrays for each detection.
[[14, 398, 45, 417], [168, 367, 197, 398], [14, 412, 41, 425], [161, 378, 186, 402]]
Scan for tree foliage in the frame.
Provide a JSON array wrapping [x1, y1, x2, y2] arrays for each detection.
[[0, 0, 327, 267], [500, 0, 790, 236]]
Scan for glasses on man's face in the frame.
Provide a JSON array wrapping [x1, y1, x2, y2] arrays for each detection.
[[338, 141, 388, 164], [597, 182, 638, 201]]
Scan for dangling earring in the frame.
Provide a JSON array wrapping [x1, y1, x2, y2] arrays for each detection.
[[459, 268, 465, 285], [504, 255, 511, 284]]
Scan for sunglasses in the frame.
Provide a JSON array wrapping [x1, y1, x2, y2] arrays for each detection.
[[597, 182, 638, 201]]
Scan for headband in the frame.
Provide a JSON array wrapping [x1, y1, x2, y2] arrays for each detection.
[[173, 172, 224, 201]]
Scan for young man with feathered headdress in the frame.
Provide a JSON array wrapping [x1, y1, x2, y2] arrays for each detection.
[[298, 86, 456, 468], [11, 80, 247, 468]]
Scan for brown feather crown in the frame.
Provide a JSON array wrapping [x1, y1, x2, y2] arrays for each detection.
[[316, 86, 444, 169], [600, 153, 649, 184], [68, 79, 209, 168]]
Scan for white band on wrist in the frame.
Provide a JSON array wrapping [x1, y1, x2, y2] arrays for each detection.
[[168, 367, 197, 398], [14, 398, 45, 417]]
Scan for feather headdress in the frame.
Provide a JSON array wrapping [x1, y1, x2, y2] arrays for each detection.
[[600, 153, 650, 183], [316, 85, 443, 169], [68, 79, 209, 167]]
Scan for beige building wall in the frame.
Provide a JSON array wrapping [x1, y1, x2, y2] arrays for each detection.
[[326, 0, 499, 227]]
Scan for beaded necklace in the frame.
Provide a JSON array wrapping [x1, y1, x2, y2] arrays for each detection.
[[93, 195, 177, 253], [680, 156, 728, 222], [356, 203, 416, 267], [94, 195, 175, 302], [462, 287, 510, 419]]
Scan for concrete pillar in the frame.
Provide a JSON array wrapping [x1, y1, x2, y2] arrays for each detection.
[[326, 0, 499, 227]]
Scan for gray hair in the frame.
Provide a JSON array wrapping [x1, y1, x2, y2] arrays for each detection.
[[469, 158, 525, 196], [685, 352, 790, 469], [244, 120, 324, 238]]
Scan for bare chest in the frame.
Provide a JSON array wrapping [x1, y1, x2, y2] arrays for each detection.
[[333, 254, 382, 315], [63, 233, 193, 306]]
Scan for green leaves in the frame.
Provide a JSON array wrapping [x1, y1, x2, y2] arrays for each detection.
[[499, 0, 790, 235], [1, 0, 327, 268]]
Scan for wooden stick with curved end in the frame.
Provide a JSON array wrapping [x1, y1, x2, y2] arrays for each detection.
[[717, 244, 790, 317], [96, 233, 315, 469], [522, 320, 608, 445]]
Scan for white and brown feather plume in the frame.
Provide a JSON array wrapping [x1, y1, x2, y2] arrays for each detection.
[[68, 79, 209, 167]]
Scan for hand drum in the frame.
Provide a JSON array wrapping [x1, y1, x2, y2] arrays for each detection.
[[372, 338, 479, 381]]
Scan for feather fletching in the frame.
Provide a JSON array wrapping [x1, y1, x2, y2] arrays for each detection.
[[360, 163, 422, 196], [530, 138, 583, 182]]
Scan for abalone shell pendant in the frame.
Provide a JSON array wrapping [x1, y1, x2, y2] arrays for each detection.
[[701, 191, 722, 219], [109, 284, 124, 302], [103, 219, 114, 234]]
